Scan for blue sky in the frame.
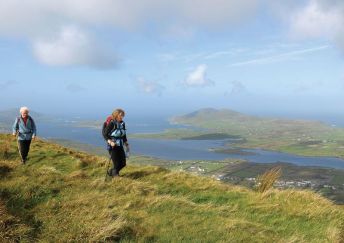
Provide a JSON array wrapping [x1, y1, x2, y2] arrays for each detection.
[[1, 0, 344, 119]]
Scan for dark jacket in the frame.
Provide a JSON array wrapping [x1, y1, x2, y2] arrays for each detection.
[[103, 120, 127, 146]]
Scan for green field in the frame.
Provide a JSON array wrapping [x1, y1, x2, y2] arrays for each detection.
[[133, 108, 344, 159], [1, 133, 344, 242]]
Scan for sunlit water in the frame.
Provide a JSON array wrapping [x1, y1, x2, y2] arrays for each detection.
[[34, 120, 344, 170]]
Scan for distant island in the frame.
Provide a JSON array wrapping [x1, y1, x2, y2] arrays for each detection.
[[133, 107, 344, 159]]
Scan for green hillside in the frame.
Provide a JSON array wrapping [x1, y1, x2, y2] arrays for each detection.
[[135, 108, 344, 158], [0, 134, 343, 242]]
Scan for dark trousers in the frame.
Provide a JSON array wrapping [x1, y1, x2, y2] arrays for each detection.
[[18, 140, 31, 160], [108, 146, 126, 175]]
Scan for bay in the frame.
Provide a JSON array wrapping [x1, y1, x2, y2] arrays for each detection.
[[35, 120, 344, 170]]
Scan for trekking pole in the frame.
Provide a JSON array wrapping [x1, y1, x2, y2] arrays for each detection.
[[15, 134, 24, 163], [104, 156, 111, 182], [104, 148, 113, 182]]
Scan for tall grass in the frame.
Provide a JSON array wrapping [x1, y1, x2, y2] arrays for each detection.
[[256, 166, 282, 193], [0, 134, 343, 242], [0, 200, 32, 242], [0, 137, 11, 160]]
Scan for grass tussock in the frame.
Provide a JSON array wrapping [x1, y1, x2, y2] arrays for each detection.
[[89, 216, 134, 242], [0, 134, 343, 242], [0, 160, 18, 177], [0, 200, 33, 242], [0, 135, 13, 160], [256, 166, 282, 193], [67, 170, 88, 180]]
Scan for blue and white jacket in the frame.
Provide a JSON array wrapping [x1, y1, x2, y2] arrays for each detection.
[[12, 116, 37, 140], [103, 120, 127, 147]]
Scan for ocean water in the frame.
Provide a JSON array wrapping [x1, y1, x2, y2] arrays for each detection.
[[34, 120, 344, 170]]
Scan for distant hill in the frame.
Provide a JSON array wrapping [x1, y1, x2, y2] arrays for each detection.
[[176, 107, 253, 118], [171, 108, 333, 135], [0, 108, 45, 122], [0, 133, 343, 242], [166, 108, 344, 158]]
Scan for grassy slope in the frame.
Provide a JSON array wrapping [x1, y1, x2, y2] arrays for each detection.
[[0, 134, 343, 242]]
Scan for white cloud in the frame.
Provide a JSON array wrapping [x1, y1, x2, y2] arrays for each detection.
[[3, 0, 344, 69], [175, 0, 259, 28], [0, 0, 260, 68], [33, 26, 118, 69], [281, 0, 344, 53], [289, 1, 343, 39], [158, 48, 248, 64], [0, 0, 260, 36], [183, 64, 214, 87], [229, 45, 329, 67], [204, 51, 235, 60], [137, 78, 165, 95]]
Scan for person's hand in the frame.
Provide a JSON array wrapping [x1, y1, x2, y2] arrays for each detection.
[[32, 135, 36, 140], [125, 143, 130, 152], [12, 133, 16, 136], [108, 140, 116, 147]]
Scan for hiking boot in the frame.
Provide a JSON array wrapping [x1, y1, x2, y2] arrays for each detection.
[[111, 169, 119, 177]]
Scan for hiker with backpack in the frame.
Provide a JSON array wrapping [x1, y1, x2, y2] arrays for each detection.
[[102, 108, 130, 177], [12, 107, 37, 164]]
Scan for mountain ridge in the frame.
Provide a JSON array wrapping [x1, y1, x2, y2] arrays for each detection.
[[171, 107, 327, 126]]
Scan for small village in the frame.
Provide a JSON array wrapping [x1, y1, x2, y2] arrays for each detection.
[[214, 174, 342, 193], [177, 161, 343, 202]]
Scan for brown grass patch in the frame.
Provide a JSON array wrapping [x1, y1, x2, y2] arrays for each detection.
[[0, 138, 12, 160], [256, 167, 282, 193], [0, 200, 33, 242]]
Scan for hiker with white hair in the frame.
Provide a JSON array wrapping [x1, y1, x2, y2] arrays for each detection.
[[12, 106, 37, 164]]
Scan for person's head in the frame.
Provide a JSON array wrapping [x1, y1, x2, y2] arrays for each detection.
[[111, 109, 125, 122], [20, 106, 29, 118]]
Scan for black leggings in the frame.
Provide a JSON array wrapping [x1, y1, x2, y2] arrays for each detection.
[[18, 140, 31, 160], [109, 146, 126, 175]]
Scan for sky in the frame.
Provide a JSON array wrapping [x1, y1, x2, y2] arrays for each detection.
[[1, 0, 344, 120]]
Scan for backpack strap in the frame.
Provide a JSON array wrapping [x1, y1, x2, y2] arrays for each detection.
[[28, 116, 34, 133], [103, 120, 117, 138], [110, 120, 118, 134], [16, 117, 20, 130], [16, 116, 34, 134], [105, 116, 112, 126]]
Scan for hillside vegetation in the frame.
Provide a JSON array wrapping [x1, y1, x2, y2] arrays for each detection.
[[0, 134, 343, 242], [149, 108, 344, 158]]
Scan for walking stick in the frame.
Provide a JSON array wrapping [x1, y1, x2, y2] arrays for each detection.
[[104, 148, 113, 182], [104, 156, 112, 182], [15, 134, 24, 163]]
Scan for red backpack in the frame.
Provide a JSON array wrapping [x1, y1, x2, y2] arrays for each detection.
[[102, 116, 113, 139]]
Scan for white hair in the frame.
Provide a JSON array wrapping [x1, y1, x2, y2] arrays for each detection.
[[19, 106, 29, 113]]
